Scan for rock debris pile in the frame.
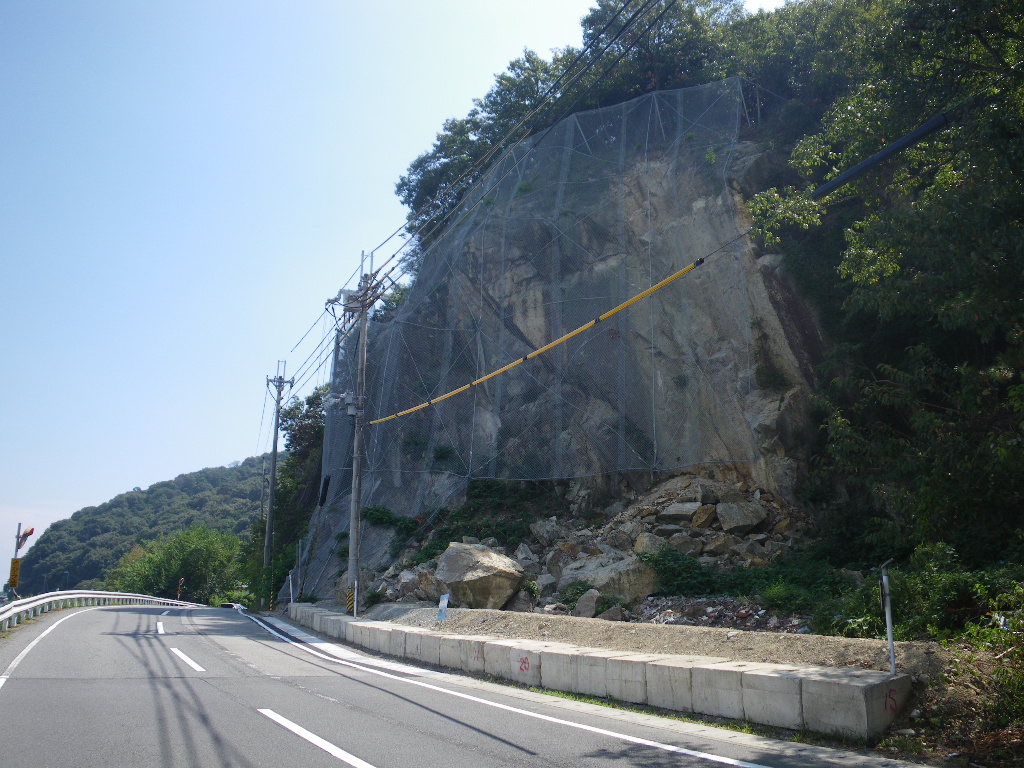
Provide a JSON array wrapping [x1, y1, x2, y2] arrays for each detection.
[[368, 472, 812, 621]]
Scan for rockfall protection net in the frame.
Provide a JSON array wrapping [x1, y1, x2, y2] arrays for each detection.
[[311, 78, 758, 579]]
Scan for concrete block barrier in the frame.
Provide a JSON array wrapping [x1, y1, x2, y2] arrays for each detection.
[[645, 654, 728, 712], [565, 649, 636, 698], [440, 634, 493, 673], [800, 666, 913, 740], [321, 615, 352, 639], [405, 629, 443, 666], [605, 653, 667, 704], [691, 660, 770, 719], [285, 606, 912, 740], [741, 664, 805, 730]]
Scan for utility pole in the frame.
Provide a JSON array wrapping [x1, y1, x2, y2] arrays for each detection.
[[346, 256, 372, 616], [263, 361, 293, 608]]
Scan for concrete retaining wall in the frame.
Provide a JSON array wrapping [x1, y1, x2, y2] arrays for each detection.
[[286, 605, 911, 740]]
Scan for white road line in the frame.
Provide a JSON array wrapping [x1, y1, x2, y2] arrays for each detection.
[[245, 614, 772, 768], [160, 610, 171, 616], [259, 709, 377, 767], [157, 622, 165, 634], [169, 647, 205, 672], [0, 608, 101, 692]]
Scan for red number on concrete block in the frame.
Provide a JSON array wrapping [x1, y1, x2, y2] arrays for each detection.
[[885, 688, 898, 713], [519, 656, 531, 672]]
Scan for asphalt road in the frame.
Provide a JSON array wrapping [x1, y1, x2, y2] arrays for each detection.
[[0, 605, 916, 768]]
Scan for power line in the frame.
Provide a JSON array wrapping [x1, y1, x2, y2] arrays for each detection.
[[255, 384, 270, 456], [290, 309, 329, 353]]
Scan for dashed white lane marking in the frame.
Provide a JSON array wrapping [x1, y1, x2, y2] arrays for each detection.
[[246, 614, 773, 768], [259, 709, 377, 767], [169, 647, 205, 672], [160, 610, 171, 616], [0, 608, 101, 692], [157, 622, 165, 634]]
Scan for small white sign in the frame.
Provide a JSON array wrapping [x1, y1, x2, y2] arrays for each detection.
[[437, 593, 450, 623]]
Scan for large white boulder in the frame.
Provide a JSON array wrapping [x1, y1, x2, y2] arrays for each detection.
[[435, 542, 525, 609]]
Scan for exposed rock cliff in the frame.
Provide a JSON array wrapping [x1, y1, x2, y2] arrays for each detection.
[[295, 80, 825, 600]]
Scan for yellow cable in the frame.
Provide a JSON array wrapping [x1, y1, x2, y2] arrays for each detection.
[[369, 256, 706, 425]]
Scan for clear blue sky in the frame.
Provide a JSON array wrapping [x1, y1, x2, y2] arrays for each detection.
[[1, 0, 784, 556]]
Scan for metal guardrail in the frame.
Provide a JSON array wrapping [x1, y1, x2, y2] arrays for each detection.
[[0, 590, 206, 631]]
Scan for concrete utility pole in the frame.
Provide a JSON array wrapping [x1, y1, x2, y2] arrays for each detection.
[[347, 256, 372, 616], [263, 361, 293, 608]]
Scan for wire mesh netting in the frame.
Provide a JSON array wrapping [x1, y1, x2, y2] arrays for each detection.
[[312, 78, 763, 579]]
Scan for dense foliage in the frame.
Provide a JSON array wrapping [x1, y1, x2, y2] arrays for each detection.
[[752, 0, 1024, 566], [105, 525, 244, 606], [18, 457, 266, 594]]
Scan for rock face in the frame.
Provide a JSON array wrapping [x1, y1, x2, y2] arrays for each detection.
[[298, 82, 826, 604], [434, 543, 524, 609]]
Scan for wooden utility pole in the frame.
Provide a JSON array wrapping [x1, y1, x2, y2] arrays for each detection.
[[263, 362, 293, 608]]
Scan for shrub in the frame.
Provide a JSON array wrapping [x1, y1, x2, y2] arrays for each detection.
[[363, 587, 387, 610], [636, 548, 714, 595]]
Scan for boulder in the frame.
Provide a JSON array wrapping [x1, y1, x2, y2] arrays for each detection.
[[696, 483, 720, 505], [556, 540, 581, 558], [397, 570, 419, 598], [515, 542, 537, 561], [772, 517, 793, 534], [571, 588, 601, 618], [519, 560, 543, 579], [544, 549, 572, 582], [530, 517, 566, 547], [658, 502, 701, 522], [735, 540, 768, 559], [668, 533, 704, 556], [716, 501, 768, 535], [434, 542, 524, 609], [703, 534, 741, 556], [535, 573, 557, 596], [417, 568, 446, 601], [691, 505, 718, 529], [633, 532, 667, 555], [557, 555, 657, 604], [596, 605, 625, 621], [505, 589, 536, 613], [602, 529, 633, 551]]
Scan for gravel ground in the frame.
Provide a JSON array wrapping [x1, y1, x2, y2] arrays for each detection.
[[362, 601, 949, 680]]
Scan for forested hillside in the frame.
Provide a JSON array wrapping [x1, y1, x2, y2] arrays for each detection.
[[18, 456, 268, 593], [396, 0, 1024, 566]]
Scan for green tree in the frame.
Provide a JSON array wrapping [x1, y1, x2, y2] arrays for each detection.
[[19, 457, 265, 595], [753, 0, 1024, 564], [105, 525, 242, 605]]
